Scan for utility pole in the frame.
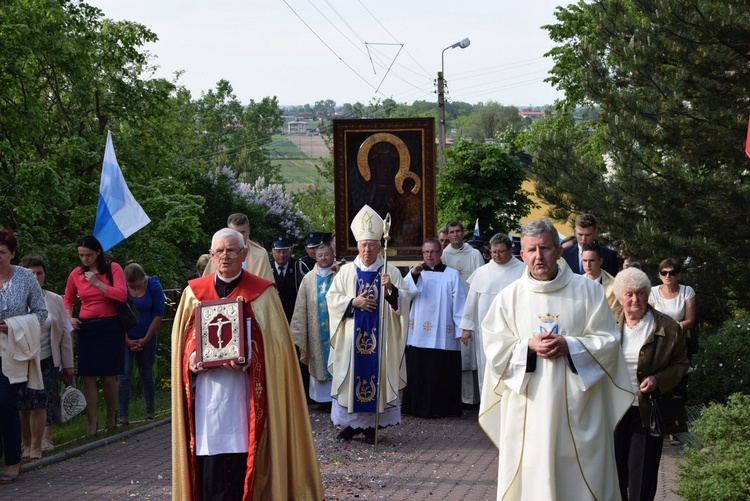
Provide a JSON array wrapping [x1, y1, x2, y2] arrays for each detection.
[[437, 38, 470, 168], [437, 71, 446, 167]]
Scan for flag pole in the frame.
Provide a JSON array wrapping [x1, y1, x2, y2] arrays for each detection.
[[374, 212, 392, 451]]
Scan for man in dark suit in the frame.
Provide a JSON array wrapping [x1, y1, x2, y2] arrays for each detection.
[[270, 237, 303, 323], [298, 233, 322, 276], [561, 214, 619, 276]]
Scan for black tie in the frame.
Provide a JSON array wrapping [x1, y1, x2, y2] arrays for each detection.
[[279, 266, 285, 278]]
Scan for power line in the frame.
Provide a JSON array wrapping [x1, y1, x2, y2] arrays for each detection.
[[282, 0, 379, 94]]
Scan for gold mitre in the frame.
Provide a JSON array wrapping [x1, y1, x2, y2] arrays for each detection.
[[350, 204, 384, 242]]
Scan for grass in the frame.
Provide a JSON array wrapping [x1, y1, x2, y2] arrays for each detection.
[[266, 134, 329, 191], [30, 323, 175, 460], [44, 388, 172, 457], [267, 135, 308, 158]]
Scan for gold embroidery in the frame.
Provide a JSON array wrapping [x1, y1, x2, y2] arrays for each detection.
[[355, 375, 377, 403], [357, 278, 379, 301], [446, 324, 454, 334], [423, 321, 433, 332], [355, 327, 377, 354]]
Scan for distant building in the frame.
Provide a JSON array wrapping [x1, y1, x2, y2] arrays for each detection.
[[519, 109, 546, 120], [286, 120, 309, 135]]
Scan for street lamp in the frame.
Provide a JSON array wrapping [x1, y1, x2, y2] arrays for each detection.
[[437, 37, 470, 166]]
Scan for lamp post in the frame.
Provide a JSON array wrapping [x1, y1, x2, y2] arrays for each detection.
[[437, 37, 470, 166]]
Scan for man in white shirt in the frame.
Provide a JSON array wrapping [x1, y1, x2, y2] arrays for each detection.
[[402, 238, 466, 418], [459, 233, 526, 395], [441, 220, 485, 406]]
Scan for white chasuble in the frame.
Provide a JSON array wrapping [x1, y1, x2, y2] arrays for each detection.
[[479, 264, 634, 501]]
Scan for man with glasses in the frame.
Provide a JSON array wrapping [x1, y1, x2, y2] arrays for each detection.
[[326, 205, 410, 444], [459, 233, 526, 396], [203, 213, 274, 281], [172, 228, 323, 500], [401, 238, 466, 418]]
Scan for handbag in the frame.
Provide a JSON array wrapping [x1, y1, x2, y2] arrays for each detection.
[[645, 330, 689, 436], [105, 262, 140, 331], [117, 296, 140, 331], [60, 382, 86, 423], [648, 394, 688, 437]]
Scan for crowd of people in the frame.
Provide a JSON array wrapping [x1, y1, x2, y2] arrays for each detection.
[[0, 208, 697, 501], [0, 230, 165, 485]]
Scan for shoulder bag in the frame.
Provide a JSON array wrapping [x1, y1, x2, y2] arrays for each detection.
[[106, 262, 140, 331], [645, 332, 689, 437]]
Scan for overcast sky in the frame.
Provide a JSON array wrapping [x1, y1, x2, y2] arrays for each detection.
[[87, 0, 569, 108]]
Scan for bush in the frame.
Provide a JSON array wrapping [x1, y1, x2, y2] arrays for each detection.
[[689, 311, 750, 405], [676, 394, 750, 500]]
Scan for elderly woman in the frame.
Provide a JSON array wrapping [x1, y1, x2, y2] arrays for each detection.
[[18, 255, 74, 459], [0, 230, 48, 483], [64, 236, 127, 436], [613, 267, 689, 501]]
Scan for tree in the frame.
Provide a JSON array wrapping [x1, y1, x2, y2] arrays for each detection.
[[193, 80, 284, 184], [529, 0, 750, 320], [436, 140, 535, 235], [0, 0, 287, 290], [455, 101, 524, 142]]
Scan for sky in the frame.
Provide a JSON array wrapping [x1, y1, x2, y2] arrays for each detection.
[[87, 0, 569, 108]]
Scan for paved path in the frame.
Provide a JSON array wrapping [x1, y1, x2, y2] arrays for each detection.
[[3, 408, 682, 500]]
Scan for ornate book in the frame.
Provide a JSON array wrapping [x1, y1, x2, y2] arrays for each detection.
[[195, 296, 248, 369]]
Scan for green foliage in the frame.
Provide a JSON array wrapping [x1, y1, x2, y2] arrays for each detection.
[[677, 394, 750, 500], [437, 140, 535, 234], [0, 1, 297, 290], [530, 0, 750, 323], [455, 101, 526, 142], [690, 311, 750, 405]]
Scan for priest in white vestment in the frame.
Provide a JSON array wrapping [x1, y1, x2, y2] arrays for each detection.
[[290, 244, 336, 405], [441, 220, 485, 406], [402, 238, 466, 418], [459, 233, 526, 395], [326, 205, 410, 444], [479, 218, 634, 501]]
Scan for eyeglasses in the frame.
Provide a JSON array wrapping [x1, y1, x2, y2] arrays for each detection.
[[211, 248, 241, 258], [659, 269, 678, 277]]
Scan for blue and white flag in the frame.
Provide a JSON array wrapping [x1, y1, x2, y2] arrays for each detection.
[[94, 131, 150, 252], [474, 218, 480, 237]]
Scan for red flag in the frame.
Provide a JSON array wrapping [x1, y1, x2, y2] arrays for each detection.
[[746, 115, 750, 157]]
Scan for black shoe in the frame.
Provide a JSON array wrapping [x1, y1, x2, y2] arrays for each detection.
[[364, 427, 376, 444], [337, 426, 358, 441]]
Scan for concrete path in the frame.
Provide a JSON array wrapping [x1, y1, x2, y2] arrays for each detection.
[[3, 408, 683, 500]]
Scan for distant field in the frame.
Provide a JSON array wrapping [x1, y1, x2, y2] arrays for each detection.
[[267, 135, 331, 192]]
